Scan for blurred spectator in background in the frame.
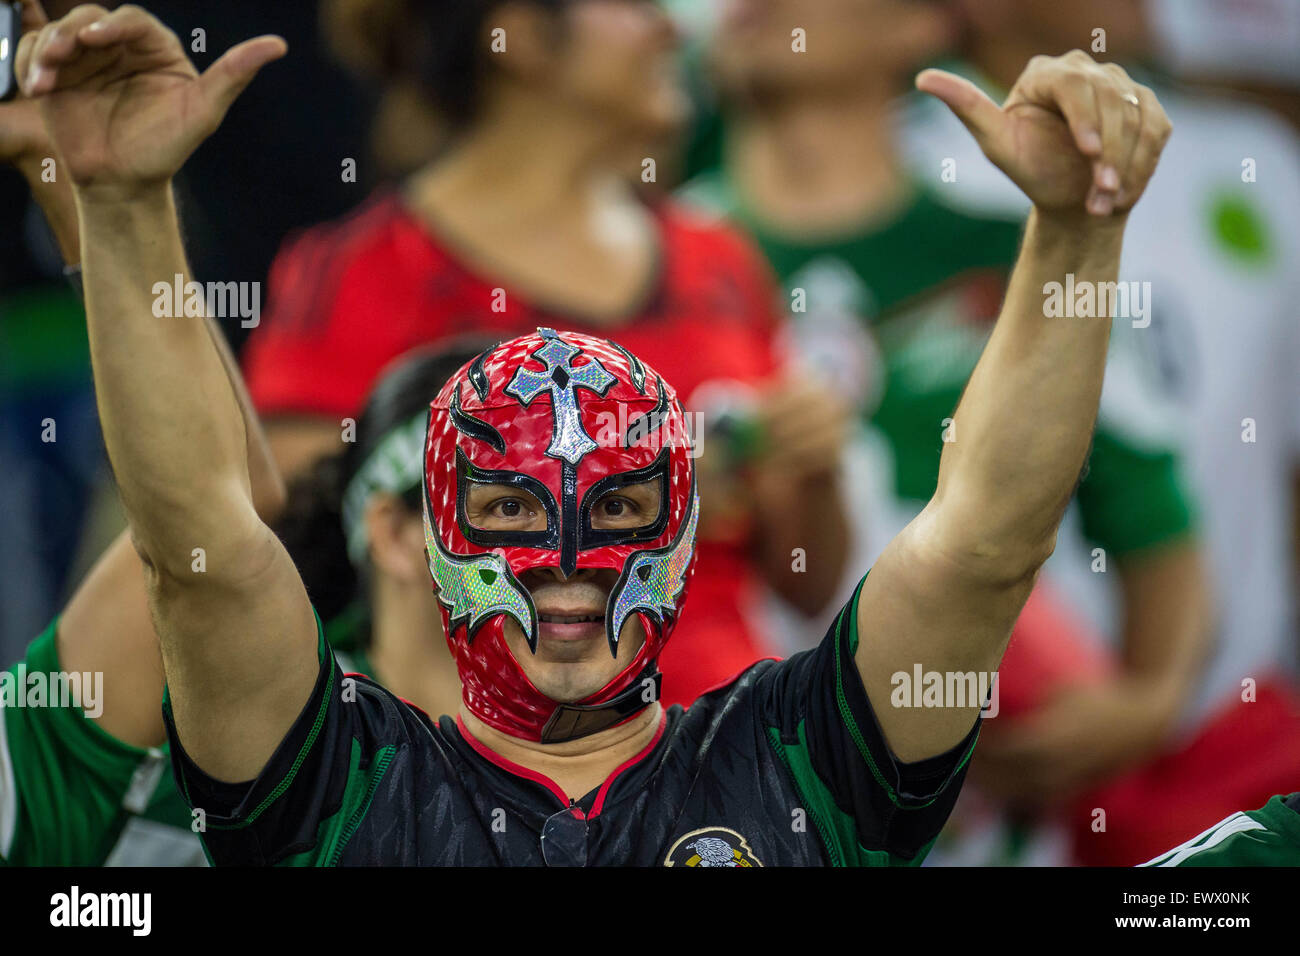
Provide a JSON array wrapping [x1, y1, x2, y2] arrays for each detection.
[[679, 0, 1215, 863], [146, 0, 377, 352], [948, 0, 1300, 131], [0, 0, 281, 862], [1, 0, 372, 661], [0, 192, 94, 663], [239, 0, 850, 707], [0, 0, 97, 663], [1146, 0, 1300, 132], [901, 0, 1300, 864]]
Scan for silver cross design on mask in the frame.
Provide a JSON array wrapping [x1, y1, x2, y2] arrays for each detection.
[[506, 329, 616, 465]]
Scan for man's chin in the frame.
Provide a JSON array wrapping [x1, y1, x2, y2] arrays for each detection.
[[504, 615, 645, 698], [529, 664, 614, 705], [518, 637, 623, 701]]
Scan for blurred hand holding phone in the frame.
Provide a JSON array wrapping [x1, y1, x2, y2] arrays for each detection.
[[0, 2, 22, 103], [0, 2, 83, 266]]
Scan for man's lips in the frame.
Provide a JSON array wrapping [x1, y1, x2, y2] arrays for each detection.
[[537, 611, 606, 641]]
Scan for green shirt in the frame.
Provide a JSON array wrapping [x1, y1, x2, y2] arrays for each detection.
[[1141, 794, 1300, 866], [0, 621, 204, 866], [680, 172, 1195, 556]]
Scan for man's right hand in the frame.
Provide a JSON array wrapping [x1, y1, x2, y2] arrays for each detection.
[[16, 3, 285, 202]]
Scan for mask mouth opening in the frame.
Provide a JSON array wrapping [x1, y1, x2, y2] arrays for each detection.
[[537, 611, 605, 625]]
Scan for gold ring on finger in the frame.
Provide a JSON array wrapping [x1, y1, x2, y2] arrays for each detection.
[[1122, 92, 1140, 107]]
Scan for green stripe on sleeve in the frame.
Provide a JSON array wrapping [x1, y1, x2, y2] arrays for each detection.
[[767, 722, 913, 867], [275, 739, 395, 867], [834, 578, 901, 804]]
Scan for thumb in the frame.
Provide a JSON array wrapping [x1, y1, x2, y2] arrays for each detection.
[[915, 68, 1003, 153], [197, 35, 287, 124]]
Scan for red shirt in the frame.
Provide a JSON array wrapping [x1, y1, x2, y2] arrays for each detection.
[[243, 191, 785, 706]]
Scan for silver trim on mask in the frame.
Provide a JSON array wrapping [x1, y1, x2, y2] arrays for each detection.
[[604, 492, 699, 655], [424, 510, 539, 650], [505, 329, 616, 466]]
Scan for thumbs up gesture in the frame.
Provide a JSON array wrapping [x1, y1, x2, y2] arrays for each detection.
[[917, 52, 1172, 223], [16, 3, 286, 204]]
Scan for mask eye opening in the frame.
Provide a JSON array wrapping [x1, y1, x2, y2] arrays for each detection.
[[577, 448, 671, 549], [455, 447, 562, 550]]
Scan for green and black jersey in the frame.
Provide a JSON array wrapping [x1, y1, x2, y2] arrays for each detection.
[[680, 174, 1196, 559], [0, 621, 205, 866], [164, 578, 979, 866], [1141, 794, 1300, 867]]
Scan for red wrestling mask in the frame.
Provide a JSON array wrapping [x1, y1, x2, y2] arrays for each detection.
[[423, 329, 699, 743]]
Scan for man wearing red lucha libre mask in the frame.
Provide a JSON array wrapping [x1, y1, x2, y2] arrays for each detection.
[[45, 3, 1174, 865], [423, 329, 701, 745]]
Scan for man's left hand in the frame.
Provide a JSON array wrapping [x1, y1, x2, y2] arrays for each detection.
[[916, 52, 1172, 223]]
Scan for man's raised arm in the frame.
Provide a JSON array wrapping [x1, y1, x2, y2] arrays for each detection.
[[21, 4, 315, 781], [855, 52, 1173, 761]]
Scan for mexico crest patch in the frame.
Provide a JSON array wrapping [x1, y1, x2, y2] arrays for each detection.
[[665, 827, 762, 867]]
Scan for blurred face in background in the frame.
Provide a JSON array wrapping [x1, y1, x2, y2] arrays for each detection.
[[365, 491, 442, 614], [709, 0, 953, 99], [546, 0, 691, 138], [956, 0, 1152, 64]]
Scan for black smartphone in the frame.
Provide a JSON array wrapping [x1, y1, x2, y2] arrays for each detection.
[[0, 2, 21, 103]]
